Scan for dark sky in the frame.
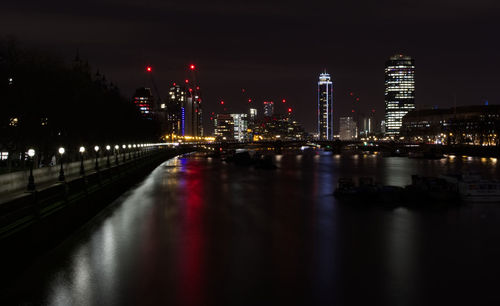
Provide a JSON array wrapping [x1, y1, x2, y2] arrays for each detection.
[[2, 0, 500, 132]]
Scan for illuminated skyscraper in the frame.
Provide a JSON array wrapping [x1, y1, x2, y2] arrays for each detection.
[[166, 84, 187, 137], [318, 72, 333, 140], [384, 54, 415, 137]]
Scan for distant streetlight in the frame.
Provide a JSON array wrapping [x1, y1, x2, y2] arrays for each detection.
[[114, 145, 119, 165], [58, 147, 65, 182], [133, 144, 137, 158], [122, 144, 127, 162], [128, 144, 132, 160], [106, 145, 111, 167], [94, 146, 100, 171], [27, 148, 36, 191], [79, 146, 85, 176]]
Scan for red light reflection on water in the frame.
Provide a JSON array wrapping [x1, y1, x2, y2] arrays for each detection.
[[177, 159, 205, 306]]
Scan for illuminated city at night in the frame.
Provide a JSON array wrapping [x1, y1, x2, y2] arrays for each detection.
[[1, 1, 500, 305]]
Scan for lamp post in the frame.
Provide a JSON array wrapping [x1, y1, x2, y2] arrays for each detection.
[[58, 147, 65, 182], [27, 148, 36, 191], [106, 145, 111, 167], [94, 146, 100, 171], [128, 144, 132, 160], [79, 146, 85, 176], [114, 145, 119, 165], [133, 144, 137, 158], [122, 145, 127, 162]]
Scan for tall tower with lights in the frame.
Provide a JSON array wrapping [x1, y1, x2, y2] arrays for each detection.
[[384, 54, 415, 137], [318, 71, 333, 140]]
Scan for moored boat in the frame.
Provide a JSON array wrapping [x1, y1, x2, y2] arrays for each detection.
[[441, 174, 500, 202]]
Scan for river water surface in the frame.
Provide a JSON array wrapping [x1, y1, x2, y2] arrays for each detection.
[[4, 152, 500, 305]]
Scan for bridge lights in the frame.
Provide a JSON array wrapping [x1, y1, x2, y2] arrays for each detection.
[[58, 147, 65, 182], [27, 149, 36, 191], [79, 146, 85, 176]]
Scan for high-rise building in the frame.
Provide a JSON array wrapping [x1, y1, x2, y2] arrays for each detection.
[[230, 113, 248, 141], [318, 72, 333, 140], [361, 117, 373, 137], [339, 117, 357, 140], [263, 101, 274, 117], [166, 84, 187, 137], [384, 54, 415, 137], [214, 114, 234, 141], [133, 88, 155, 120], [249, 108, 257, 120]]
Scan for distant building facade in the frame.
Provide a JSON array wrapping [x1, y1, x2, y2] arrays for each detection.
[[384, 54, 415, 137], [339, 116, 357, 140], [166, 84, 187, 137], [401, 105, 500, 145], [214, 114, 234, 141], [165, 83, 203, 138], [133, 88, 155, 120], [360, 117, 373, 137], [318, 72, 333, 140], [249, 108, 257, 121], [230, 113, 249, 141], [252, 114, 306, 141], [263, 101, 274, 117]]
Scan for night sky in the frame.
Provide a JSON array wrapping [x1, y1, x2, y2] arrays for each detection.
[[2, 0, 500, 133]]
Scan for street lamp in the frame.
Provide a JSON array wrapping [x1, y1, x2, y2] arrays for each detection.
[[114, 145, 119, 165], [27, 148, 36, 191], [94, 146, 100, 171], [106, 145, 111, 167], [128, 144, 132, 160], [58, 147, 65, 182], [133, 144, 137, 158], [122, 144, 127, 162], [79, 146, 85, 176]]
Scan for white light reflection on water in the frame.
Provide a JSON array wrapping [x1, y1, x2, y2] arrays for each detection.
[[44, 158, 174, 306], [8, 153, 500, 306]]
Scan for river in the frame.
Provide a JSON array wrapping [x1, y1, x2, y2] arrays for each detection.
[[3, 151, 500, 305]]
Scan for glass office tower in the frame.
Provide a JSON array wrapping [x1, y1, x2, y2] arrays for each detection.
[[384, 54, 415, 137]]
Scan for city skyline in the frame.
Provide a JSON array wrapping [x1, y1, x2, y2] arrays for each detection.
[[2, 1, 499, 132], [2, 2, 500, 305]]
